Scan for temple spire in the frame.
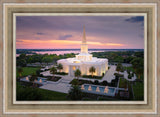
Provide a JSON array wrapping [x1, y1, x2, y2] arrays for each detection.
[[82, 25, 86, 44], [81, 25, 88, 54]]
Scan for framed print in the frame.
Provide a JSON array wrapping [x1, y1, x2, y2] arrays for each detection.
[[0, 1, 159, 117]]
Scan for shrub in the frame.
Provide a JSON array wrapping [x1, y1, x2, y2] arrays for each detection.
[[101, 81, 108, 86], [56, 72, 68, 75], [102, 73, 105, 76], [128, 74, 132, 79], [39, 74, 43, 77], [94, 80, 99, 85], [71, 79, 79, 86], [82, 75, 102, 79], [111, 79, 118, 87]]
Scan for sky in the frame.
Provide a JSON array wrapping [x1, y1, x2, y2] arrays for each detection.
[[16, 16, 144, 49]]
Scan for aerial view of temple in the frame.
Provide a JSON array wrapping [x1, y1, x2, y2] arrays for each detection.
[[57, 26, 108, 77]]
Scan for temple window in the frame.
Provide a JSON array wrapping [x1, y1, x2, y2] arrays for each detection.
[[72, 66, 76, 71]]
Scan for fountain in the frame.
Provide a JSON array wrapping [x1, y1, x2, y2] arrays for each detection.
[[88, 85, 92, 91], [26, 77, 29, 81], [104, 86, 109, 93], [39, 79, 42, 83], [81, 85, 84, 90], [96, 86, 100, 92]]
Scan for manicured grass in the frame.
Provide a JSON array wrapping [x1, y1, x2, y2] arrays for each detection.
[[119, 78, 128, 88], [16, 67, 40, 77], [17, 82, 68, 101], [132, 82, 144, 100]]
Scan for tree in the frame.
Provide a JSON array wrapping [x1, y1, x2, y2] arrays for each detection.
[[89, 66, 96, 77], [30, 74, 38, 87], [50, 67, 57, 80], [135, 68, 143, 79], [74, 69, 81, 80], [57, 63, 63, 72], [68, 85, 83, 100], [42, 56, 52, 65], [17, 67, 23, 77], [36, 69, 41, 76], [17, 59, 27, 67], [131, 58, 144, 79], [116, 63, 122, 73], [19, 53, 26, 59]]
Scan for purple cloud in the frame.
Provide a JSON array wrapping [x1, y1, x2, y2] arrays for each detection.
[[59, 34, 73, 40]]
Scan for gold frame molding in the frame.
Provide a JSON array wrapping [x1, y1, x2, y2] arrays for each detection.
[[0, 2, 158, 116]]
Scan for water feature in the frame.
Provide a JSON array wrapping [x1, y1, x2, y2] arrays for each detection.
[[81, 84, 116, 97]]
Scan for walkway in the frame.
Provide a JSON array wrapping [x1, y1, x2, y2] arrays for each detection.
[[40, 65, 118, 83], [40, 80, 71, 94], [99, 65, 116, 83], [39, 65, 136, 93]]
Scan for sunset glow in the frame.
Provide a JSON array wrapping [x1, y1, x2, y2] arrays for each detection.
[[16, 16, 144, 49]]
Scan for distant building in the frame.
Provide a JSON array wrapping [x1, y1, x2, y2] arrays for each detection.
[[57, 26, 108, 77]]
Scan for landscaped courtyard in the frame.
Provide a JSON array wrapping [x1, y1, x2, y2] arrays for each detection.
[[16, 51, 144, 101], [17, 63, 143, 101]]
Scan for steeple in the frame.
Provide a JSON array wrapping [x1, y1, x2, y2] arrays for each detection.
[[81, 25, 88, 54], [76, 25, 93, 61], [82, 25, 86, 44]]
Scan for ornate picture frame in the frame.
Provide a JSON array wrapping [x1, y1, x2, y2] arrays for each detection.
[[0, 1, 158, 116]]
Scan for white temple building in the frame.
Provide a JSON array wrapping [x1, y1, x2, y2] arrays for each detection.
[[57, 26, 108, 77]]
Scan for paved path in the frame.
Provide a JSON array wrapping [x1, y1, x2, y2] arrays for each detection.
[[40, 65, 118, 83], [99, 65, 116, 83], [39, 65, 136, 93], [119, 71, 137, 81], [40, 80, 71, 93]]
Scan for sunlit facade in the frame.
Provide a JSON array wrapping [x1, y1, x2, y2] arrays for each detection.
[[57, 26, 108, 77]]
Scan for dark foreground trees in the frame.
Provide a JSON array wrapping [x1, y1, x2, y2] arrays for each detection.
[[67, 85, 83, 100]]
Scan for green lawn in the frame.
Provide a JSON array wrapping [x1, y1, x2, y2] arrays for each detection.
[[132, 82, 144, 100], [119, 78, 128, 88], [16, 67, 40, 77], [17, 82, 68, 101]]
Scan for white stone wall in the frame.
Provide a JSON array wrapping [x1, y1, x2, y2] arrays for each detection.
[[57, 58, 108, 77]]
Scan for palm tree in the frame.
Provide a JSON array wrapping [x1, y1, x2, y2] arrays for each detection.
[[30, 74, 38, 87], [74, 69, 81, 80], [89, 66, 96, 77], [50, 66, 57, 80], [57, 63, 63, 72], [17, 67, 23, 77], [67, 85, 83, 100]]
